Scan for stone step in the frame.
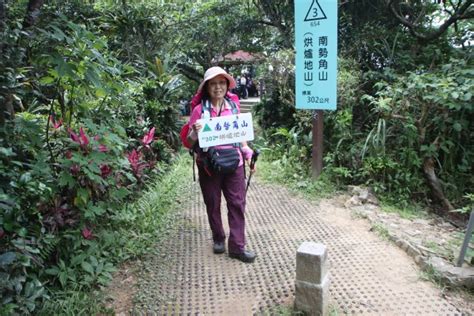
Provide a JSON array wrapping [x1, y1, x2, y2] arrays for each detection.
[[240, 104, 256, 112], [239, 97, 260, 114]]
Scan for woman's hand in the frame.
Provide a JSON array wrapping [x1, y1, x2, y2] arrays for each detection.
[[188, 122, 202, 142], [192, 122, 203, 133], [246, 158, 257, 174], [242, 144, 256, 174]]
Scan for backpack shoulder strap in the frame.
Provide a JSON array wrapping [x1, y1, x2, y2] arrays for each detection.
[[225, 96, 239, 114], [201, 99, 211, 115]]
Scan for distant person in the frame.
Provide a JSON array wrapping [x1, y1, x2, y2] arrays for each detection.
[[240, 75, 248, 99], [185, 66, 257, 263], [179, 99, 190, 116], [247, 77, 257, 97]]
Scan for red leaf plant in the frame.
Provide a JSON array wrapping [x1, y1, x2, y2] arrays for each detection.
[[49, 115, 63, 129], [126, 149, 148, 178], [141, 127, 155, 147], [42, 197, 78, 231], [70, 164, 81, 175], [98, 144, 108, 152], [81, 226, 94, 240], [100, 164, 112, 178], [69, 127, 90, 150]]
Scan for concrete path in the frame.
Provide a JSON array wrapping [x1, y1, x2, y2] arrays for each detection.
[[132, 178, 469, 315]]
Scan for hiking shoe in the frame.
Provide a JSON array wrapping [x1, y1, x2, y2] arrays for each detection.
[[229, 250, 256, 263], [213, 242, 225, 254]]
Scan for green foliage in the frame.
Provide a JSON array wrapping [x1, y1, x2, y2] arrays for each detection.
[[110, 154, 191, 257], [370, 223, 390, 241], [38, 288, 112, 315], [254, 50, 296, 130], [364, 58, 473, 206], [0, 3, 183, 312], [35, 18, 126, 123], [256, 126, 337, 200]]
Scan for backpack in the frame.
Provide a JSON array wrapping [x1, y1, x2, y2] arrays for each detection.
[[180, 91, 240, 149]]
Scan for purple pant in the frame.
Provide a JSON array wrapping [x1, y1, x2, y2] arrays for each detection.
[[198, 165, 246, 254]]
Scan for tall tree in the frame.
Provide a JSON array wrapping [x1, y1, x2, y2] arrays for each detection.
[[23, 0, 44, 29], [252, 0, 294, 48]]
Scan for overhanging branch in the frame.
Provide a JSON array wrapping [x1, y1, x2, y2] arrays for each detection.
[[387, 0, 473, 42]]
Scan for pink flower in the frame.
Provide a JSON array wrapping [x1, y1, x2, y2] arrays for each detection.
[[141, 127, 155, 146], [49, 115, 62, 129], [98, 144, 108, 152], [94, 135, 100, 141], [65, 150, 73, 159], [81, 227, 93, 240], [100, 164, 112, 178]]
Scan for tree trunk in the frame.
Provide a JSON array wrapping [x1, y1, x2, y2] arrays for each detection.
[[423, 157, 454, 212], [23, 0, 45, 29], [0, 0, 6, 30], [0, 94, 14, 126], [0, 0, 6, 54]]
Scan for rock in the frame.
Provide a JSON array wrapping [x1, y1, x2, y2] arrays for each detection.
[[406, 243, 422, 258], [366, 194, 380, 205], [344, 195, 362, 208], [358, 189, 370, 202], [405, 229, 422, 237], [427, 257, 474, 289], [413, 219, 430, 226], [346, 185, 379, 205]]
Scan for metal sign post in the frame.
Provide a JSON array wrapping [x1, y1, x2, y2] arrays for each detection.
[[312, 110, 323, 178], [456, 210, 474, 267], [295, 0, 338, 178]]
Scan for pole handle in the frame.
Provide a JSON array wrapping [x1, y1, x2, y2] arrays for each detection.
[[250, 149, 260, 170]]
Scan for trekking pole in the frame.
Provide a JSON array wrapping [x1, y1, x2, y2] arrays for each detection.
[[246, 149, 260, 192]]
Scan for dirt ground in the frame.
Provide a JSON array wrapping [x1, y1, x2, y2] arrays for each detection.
[[104, 179, 473, 315]]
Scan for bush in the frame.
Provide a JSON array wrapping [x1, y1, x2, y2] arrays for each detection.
[[0, 113, 167, 312]]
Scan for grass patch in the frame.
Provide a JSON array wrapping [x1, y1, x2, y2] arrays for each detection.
[[113, 154, 192, 258], [259, 305, 301, 315], [260, 303, 340, 315], [370, 223, 390, 240], [257, 157, 338, 200], [379, 199, 428, 220], [39, 289, 113, 315], [419, 264, 447, 287]]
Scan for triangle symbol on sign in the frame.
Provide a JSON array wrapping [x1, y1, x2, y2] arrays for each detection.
[[203, 124, 212, 132], [304, 0, 327, 21]]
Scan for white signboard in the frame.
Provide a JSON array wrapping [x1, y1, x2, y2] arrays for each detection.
[[197, 113, 254, 148]]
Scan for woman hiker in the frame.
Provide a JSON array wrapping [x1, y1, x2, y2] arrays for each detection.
[[186, 66, 257, 263]]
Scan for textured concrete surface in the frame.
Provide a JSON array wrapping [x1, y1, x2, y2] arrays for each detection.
[[133, 179, 468, 315]]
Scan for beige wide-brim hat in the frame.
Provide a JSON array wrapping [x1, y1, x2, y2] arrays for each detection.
[[198, 66, 237, 92]]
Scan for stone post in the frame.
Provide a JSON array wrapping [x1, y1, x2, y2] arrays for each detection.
[[295, 242, 330, 315]]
